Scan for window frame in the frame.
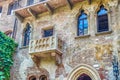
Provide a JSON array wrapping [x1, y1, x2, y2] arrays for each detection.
[[96, 5, 109, 33], [23, 23, 32, 46], [77, 10, 88, 36], [0, 7, 2, 13], [42, 26, 54, 38], [7, 4, 14, 15]]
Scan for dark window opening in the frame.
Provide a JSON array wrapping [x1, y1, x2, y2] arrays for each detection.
[[77, 10, 88, 36], [39, 75, 47, 80], [29, 76, 36, 80], [7, 4, 13, 15], [0, 7, 2, 13], [23, 23, 31, 46], [12, 18, 18, 39], [43, 28, 53, 37], [97, 5, 108, 32], [27, 0, 34, 6], [77, 74, 92, 80]]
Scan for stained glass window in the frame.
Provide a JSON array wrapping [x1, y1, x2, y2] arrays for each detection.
[[23, 23, 31, 46], [78, 10, 88, 36], [97, 6, 108, 32]]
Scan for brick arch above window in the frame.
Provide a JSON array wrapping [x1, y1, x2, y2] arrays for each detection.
[[29, 76, 36, 80]]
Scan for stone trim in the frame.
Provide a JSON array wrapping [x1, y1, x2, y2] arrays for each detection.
[[95, 30, 112, 36], [75, 34, 90, 39], [19, 45, 29, 49], [67, 64, 101, 80]]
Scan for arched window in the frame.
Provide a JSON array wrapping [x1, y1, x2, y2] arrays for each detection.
[[29, 76, 36, 80], [77, 74, 92, 80], [78, 10, 88, 36], [0, 7, 2, 13], [97, 5, 108, 32], [23, 23, 31, 46], [7, 4, 13, 15], [39, 75, 47, 80]]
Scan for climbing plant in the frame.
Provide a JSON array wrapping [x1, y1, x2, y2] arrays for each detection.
[[0, 31, 17, 80]]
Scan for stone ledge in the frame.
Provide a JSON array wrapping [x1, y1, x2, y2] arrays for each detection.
[[75, 34, 90, 39], [19, 45, 29, 49], [95, 30, 112, 36]]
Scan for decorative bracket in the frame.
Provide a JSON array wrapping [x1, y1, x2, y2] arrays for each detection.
[[14, 12, 24, 22], [27, 8, 37, 19], [88, 0, 92, 4], [66, 0, 73, 10], [44, 3, 54, 14]]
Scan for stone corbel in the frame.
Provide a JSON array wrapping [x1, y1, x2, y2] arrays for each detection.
[[44, 3, 54, 14], [88, 0, 92, 4], [66, 0, 73, 10], [51, 52, 62, 66], [31, 55, 41, 68], [55, 54, 62, 65], [27, 8, 37, 19], [14, 12, 24, 22]]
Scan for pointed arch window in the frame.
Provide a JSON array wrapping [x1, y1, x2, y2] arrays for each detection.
[[78, 10, 88, 36], [7, 4, 13, 15], [23, 23, 31, 46], [97, 5, 108, 32], [0, 7, 2, 13]]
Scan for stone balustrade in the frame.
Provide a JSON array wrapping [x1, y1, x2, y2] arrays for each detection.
[[29, 36, 63, 55]]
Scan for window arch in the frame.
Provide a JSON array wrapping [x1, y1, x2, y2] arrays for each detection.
[[77, 74, 92, 80], [39, 75, 47, 80], [97, 5, 108, 32], [23, 23, 31, 46], [7, 4, 13, 15], [77, 10, 88, 36], [29, 76, 36, 80]]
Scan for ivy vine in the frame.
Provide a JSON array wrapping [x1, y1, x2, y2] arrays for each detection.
[[0, 31, 17, 80]]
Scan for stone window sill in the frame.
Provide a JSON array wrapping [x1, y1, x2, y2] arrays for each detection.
[[75, 34, 90, 39], [19, 45, 29, 49], [95, 30, 112, 36]]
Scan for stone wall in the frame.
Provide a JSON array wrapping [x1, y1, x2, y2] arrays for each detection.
[[11, 0, 120, 80], [0, 1, 15, 33]]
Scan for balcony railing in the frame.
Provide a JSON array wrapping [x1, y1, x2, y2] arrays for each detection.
[[29, 36, 63, 55]]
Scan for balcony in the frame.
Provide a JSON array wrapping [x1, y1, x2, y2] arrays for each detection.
[[29, 36, 63, 56], [29, 36, 63, 66], [13, 0, 89, 22]]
